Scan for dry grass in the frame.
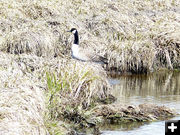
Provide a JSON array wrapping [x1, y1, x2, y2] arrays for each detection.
[[44, 59, 112, 131], [0, 0, 179, 73], [0, 52, 48, 134], [46, 61, 110, 110], [91, 103, 177, 122], [0, 51, 111, 134], [0, 0, 180, 134]]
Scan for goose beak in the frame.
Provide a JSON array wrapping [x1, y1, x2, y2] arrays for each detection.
[[67, 30, 71, 32]]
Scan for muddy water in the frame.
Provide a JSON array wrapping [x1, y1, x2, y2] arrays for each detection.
[[101, 71, 180, 135]]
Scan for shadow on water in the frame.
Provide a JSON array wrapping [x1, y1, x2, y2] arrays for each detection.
[[100, 70, 180, 135]]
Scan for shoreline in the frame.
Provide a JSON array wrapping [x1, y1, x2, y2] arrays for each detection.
[[0, 52, 178, 134], [0, 0, 180, 134]]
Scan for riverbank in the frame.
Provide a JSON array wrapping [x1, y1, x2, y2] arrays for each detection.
[[0, 51, 113, 134], [0, 52, 178, 134], [0, 0, 180, 134]]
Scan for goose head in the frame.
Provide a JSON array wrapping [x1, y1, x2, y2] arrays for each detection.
[[67, 28, 79, 45], [67, 28, 77, 34]]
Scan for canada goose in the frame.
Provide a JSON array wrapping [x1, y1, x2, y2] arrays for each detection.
[[67, 28, 108, 64]]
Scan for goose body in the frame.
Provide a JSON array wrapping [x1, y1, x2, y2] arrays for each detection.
[[68, 28, 108, 64]]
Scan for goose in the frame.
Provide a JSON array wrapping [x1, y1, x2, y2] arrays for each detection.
[[67, 28, 108, 64]]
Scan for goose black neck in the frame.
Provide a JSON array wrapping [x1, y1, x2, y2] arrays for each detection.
[[73, 31, 79, 45]]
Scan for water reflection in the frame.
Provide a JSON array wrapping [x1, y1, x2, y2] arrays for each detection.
[[109, 71, 180, 110], [101, 71, 180, 135], [100, 121, 149, 131], [102, 120, 164, 135]]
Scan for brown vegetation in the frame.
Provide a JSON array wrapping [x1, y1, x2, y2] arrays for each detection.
[[92, 104, 176, 123], [1, 0, 180, 73], [0, 51, 113, 134], [0, 0, 180, 134], [0, 52, 48, 134]]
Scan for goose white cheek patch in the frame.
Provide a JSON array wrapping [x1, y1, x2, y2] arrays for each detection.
[[72, 30, 77, 34]]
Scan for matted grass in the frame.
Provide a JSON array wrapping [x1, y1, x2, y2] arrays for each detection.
[[0, 52, 48, 134], [0, 51, 112, 134], [0, 0, 180, 134], [0, 0, 179, 73]]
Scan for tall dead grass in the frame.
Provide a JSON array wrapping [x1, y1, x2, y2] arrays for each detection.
[[0, 52, 48, 135], [0, 0, 179, 73], [44, 60, 112, 131], [0, 0, 180, 134], [0, 50, 111, 134]]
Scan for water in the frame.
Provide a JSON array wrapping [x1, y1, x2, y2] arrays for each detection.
[[102, 70, 180, 135]]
